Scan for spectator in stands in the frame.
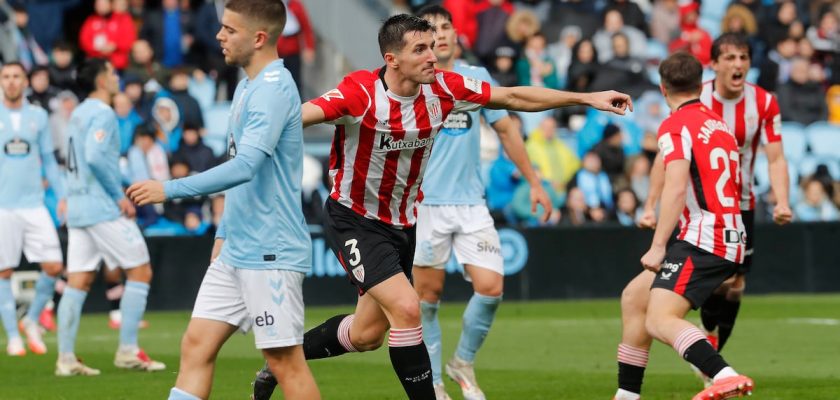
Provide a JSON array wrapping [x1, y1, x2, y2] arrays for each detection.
[[592, 124, 625, 183], [489, 46, 518, 87], [613, 188, 641, 226], [600, 31, 655, 98], [193, 0, 238, 101], [826, 84, 840, 124], [473, 0, 514, 65], [795, 178, 840, 222], [623, 154, 651, 203], [115, 92, 144, 156], [571, 151, 613, 212], [722, 4, 758, 40], [79, 0, 136, 70], [504, 9, 541, 57], [516, 32, 560, 89], [605, 0, 647, 36], [547, 26, 581, 89], [151, 96, 182, 153], [511, 176, 562, 226], [669, 1, 712, 65], [759, 35, 798, 92], [275, 0, 315, 97], [526, 116, 580, 195], [48, 90, 78, 164], [650, 0, 681, 45], [140, 0, 194, 69], [807, 9, 840, 54], [124, 74, 155, 121], [174, 123, 216, 173], [11, 3, 49, 70], [778, 58, 828, 125], [125, 39, 167, 91], [163, 67, 204, 133], [0, 1, 18, 64], [762, 1, 800, 51], [127, 124, 170, 183], [48, 41, 77, 95], [487, 150, 520, 219], [24, 0, 80, 53], [27, 66, 59, 112], [187, 68, 216, 116], [163, 157, 207, 235], [593, 9, 646, 64], [560, 186, 604, 226], [567, 38, 600, 92]]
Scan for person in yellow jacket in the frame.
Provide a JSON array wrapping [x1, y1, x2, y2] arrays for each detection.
[[525, 115, 580, 193]]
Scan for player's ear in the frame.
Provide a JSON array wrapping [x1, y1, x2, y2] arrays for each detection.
[[383, 52, 399, 70], [254, 30, 269, 50], [659, 84, 667, 99]]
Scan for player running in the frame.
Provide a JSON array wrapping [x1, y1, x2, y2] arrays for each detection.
[[252, 13, 631, 400], [127, 1, 320, 399], [57, 58, 164, 376], [613, 52, 754, 400], [0, 62, 66, 356]]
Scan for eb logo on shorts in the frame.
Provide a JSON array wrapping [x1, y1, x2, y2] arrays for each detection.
[[255, 311, 275, 327]]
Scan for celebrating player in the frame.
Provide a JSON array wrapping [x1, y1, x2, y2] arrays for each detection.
[[250, 13, 630, 400], [57, 58, 164, 376], [0, 62, 66, 356], [613, 52, 754, 400], [127, 1, 320, 399]]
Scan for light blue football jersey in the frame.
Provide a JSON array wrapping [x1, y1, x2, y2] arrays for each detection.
[[165, 60, 311, 272], [420, 62, 507, 205], [65, 98, 124, 228], [0, 102, 65, 209]]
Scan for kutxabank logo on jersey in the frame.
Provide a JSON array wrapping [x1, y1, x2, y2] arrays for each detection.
[[376, 133, 434, 152]]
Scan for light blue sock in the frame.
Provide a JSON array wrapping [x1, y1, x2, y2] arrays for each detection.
[[57, 287, 87, 355], [119, 281, 149, 348], [0, 279, 20, 339], [455, 293, 502, 362], [420, 300, 443, 384], [168, 387, 201, 400], [25, 272, 57, 322]]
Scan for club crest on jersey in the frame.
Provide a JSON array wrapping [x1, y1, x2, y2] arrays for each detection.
[[94, 129, 106, 143], [321, 89, 344, 102], [352, 265, 365, 283], [427, 99, 441, 120]]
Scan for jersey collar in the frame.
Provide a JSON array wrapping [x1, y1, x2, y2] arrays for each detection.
[[677, 98, 702, 111]]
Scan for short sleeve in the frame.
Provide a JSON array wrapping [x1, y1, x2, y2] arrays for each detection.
[[439, 70, 491, 113], [760, 93, 782, 144], [309, 74, 370, 125], [657, 120, 692, 165], [239, 85, 291, 156], [475, 68, 507, 124]]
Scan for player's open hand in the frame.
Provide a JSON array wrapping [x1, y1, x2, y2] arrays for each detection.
[[637, 207, 657, 229], [587, 91, 633, 115], [773, 203, 793, 225], [640, 245, 666, 272], [117, 198, 136, 218], [126, 180, 166, 206], [530, 185, 553, 223]]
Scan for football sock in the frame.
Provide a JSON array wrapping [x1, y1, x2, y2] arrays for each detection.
[[303, 314, 356, 359], [716, 299, 741, 351], [119, 281, 149, 348], [57, 287, 87, 355], [617, 343, 648, 396], [168, 387, 201, 400], [713, 366, 739, 381], [675, 327, 729, 378], [25, 272, 57, 323], [455, 293, 501, 362], [700, 292, 725, 332], [420, 301, 443, 384], [388, 326, 435, 399], [0, 279, 20, 339]]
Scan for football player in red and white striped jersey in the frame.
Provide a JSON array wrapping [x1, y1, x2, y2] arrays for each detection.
[[613, 52, 753, 400], [277, 14, 632, 400]]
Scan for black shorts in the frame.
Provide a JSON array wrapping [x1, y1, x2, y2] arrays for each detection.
[[322, 198, 416, 295], [739, 210, 754, 274], [651, 240, 739, 309]]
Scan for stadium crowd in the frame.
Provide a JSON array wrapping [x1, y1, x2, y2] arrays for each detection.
[[2, 0, 840, 235]]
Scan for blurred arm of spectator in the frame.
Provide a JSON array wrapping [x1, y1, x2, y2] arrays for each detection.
[[806, 10, 840, 53]]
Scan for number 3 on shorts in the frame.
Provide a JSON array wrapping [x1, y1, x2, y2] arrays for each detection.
[[344, 238, 362, 267]]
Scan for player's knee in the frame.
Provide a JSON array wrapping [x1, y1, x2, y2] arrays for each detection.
[[391, 298, 422, 327], [473, 279, 503, 298], [415, 281, 443, 303], [621, 284, 647, 315], [40, 262, 63, 277], [0, 268, 12, 279], [643, 313, 662, 340], [727, 283, 745, 302], [352, 329, 386, 351], [125, 263, 153, 283]]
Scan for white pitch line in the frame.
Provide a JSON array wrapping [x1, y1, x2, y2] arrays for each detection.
[[785, 318, 840, 326]]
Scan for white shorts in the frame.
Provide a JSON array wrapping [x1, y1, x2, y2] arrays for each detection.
[[67, 217, 150, 273], [414, 204, 503, 279], [192, 260, 305, 349], [0, 207, 63, 270]]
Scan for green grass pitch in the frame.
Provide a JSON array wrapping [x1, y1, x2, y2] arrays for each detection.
[[2, 294, 839, 399]]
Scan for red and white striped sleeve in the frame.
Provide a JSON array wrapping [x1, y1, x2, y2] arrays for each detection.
[[658, 118, 693, 165], [436, 69, 491, 112], [310, 73, 371, 125], [760, 93, 782, 144]]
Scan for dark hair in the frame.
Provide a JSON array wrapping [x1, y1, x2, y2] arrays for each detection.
[[0, 62, 27, 75], [77, 58, 110, 95], [378, 14, 435, 56], [29, 65, 50, 80], [183, 122, 200, 132], [52, 40, 73, 52], [415, 4, 452, 23], [224, 0, 286, 43], [711, 33, 751, 62], [659, 52, 702, 95], [133, 124, 157, 141]]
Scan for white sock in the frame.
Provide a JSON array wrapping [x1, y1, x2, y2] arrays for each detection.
[[59, 352, 77, 363], [713, 366, 738, 381], [118, 344, 139, 354], [614, 388, 641, 400]]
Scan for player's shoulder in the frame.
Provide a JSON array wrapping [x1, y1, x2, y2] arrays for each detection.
[[453, 62, 492, 81], [25, 102, 49, 119]]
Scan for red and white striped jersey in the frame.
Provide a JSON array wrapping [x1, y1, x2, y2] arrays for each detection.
[[311, 68, 491, 228], [658, 100, 746, 263], [700, 81, 782, 210]]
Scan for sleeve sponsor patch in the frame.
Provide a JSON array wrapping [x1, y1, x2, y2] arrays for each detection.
[[658, 133, 674, 156], [320, 89, 344, 102], [94, 129, 107, 143], [463, 76, 483, 94]]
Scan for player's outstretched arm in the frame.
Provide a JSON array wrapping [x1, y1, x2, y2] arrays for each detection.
[[640, 159, 688, 272], [638, 152, 665, 229], [765, 141, 792, 225], [302, 102, 327, 128], [492, 116, 552, 222], [485, 86, 633, 115]]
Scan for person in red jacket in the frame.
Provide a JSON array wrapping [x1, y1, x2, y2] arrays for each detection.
[[275, 0, 315, 98], [669, 1, 712, 66], [79, 0, 137, 71]]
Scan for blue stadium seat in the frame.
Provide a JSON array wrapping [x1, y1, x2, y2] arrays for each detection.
[[780, 122, 807, 163], [798, 155, 840, 180], [645, 39, 668, 62], [746, 68, 760, 84], [699, 16, 721, 39], [700, 0, 730, 21], [806, 121, 840, 159]]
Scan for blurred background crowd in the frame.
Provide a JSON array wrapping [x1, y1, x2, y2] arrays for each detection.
[[5, 0, 840, 235]]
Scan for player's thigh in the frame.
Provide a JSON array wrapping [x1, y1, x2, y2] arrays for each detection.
[[181, 317, 239, 361], [413, 205, 455, 268], [0, 209, 24, 270], [66, 227, 103, 273], [651, 241, 738, 310], [349, 291, 390, 347], [412, 266, 446, 303], [622, 270, 656, 315], [88, 217, 150, 270], [20, 207, 62, 264], [365, 272, 421, 328], [238, 269, 306, 350], [192, 260, 250, 332]]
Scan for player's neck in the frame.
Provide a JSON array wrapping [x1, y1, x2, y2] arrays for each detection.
[[88, 89, 112, 105], [3, 98, 23, 109], [383, 68, 422, 98], [666, 94, 699, 112], [244, 51, 279, 81], [436, 56, 455, 72]]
